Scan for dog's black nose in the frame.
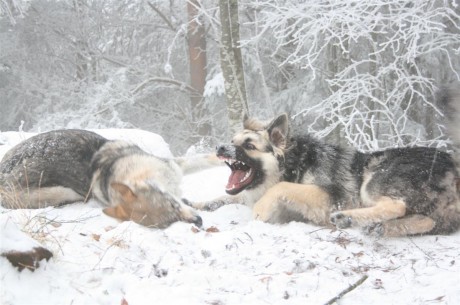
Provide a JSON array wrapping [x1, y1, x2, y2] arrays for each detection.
[[193, 215, 203, 228], [216, 145, 227, 155]]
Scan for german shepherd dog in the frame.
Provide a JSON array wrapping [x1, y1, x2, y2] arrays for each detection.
[[192, 88, 460, 237], [0, 130, 217, 228]]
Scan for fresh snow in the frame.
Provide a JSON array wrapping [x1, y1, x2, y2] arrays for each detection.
[[1, 129, 460, 305]]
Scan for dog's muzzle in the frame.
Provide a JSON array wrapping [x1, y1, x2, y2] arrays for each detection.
[[193, 215, 203, 228], [216, 144, 236, 159]]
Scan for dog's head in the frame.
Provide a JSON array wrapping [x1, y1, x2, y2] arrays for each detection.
[[103, 182, 202, 228], [218, 113, 289, 195]]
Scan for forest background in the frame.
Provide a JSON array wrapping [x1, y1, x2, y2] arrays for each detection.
[[1, 0, 459, 154]]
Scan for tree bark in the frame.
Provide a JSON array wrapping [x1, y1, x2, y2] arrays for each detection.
[[187, 0, 210, 137], [219, 0, 248, 135], [73, 0, 89, 82]]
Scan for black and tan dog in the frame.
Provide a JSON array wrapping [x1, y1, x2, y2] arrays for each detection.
[[0, 130, 219, 228], [192, 88, 460, 237]]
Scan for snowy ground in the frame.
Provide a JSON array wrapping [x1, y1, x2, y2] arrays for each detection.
[[1, 130, 460, 305]]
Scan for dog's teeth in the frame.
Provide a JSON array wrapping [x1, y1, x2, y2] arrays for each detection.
[[240, 168, 252, 182]]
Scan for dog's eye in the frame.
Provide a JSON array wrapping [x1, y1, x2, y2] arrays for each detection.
[[244, 143, 256, 150]]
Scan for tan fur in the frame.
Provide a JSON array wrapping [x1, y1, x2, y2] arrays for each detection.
[[243, 115, 289, 158], [91, 143, 183, 208], [111, 182, 137, 204], [374, 215, 436, 237], [243, 118, 269, 131], [103, 205, 130, 222], [253, 182, 332, 226], [333, 196, 407, 227], [1, 186, 84, 209], [103, 182, 199, 228]]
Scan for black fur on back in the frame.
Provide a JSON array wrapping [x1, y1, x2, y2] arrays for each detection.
[[282, 134, 359, 207], [280, 131, 458, 226], [364, 147, 456, 214], [0, 130, 107, 196]]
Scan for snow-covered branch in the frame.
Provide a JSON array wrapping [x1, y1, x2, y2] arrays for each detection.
[[247, 0, 460, 150]]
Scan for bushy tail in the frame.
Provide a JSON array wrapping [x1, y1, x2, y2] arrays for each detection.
[[440, 85, 460, 212], [440, 85, 460, 167]]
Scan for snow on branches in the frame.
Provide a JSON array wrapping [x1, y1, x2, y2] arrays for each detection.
[[248, 0, 460, 151]]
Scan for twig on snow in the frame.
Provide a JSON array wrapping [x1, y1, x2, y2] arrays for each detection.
[[324, 275, 368, 305], [408, 236, 434, 261]]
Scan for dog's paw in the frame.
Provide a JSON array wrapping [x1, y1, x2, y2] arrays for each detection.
[[184, 200, 224, 211], [363, 222, 385, 237], [252, 200, 278, 223], [182, 199, 207, 210], [179, 204, 203, 228], [330, 212, 353, 229]]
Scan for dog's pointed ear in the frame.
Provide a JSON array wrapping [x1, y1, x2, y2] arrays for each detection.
[[267, 113, 289, 150], [243, 116, 266, 131], [103, 205, 130, 221], [111, 182, 137, 204]]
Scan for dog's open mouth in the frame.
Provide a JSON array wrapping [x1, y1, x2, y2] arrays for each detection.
[[223, 158, 255, 195]]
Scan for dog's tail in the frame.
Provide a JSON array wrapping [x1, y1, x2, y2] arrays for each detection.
[[440, 85, 460, 209], [440, 85, 460, 167], [174, 153, 223, 175]]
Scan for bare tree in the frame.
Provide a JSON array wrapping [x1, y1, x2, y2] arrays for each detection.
[[187, 0, 211, 138], [2, 0, 459, 154], [219, 0, 248, 135], [247, 0, 460, 151]]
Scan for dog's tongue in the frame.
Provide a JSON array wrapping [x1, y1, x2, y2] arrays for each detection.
[[226, 169, 247, 190]]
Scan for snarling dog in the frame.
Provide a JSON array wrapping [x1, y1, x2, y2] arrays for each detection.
[[0, 130, 218, 228], [191, 88, 460, 237]]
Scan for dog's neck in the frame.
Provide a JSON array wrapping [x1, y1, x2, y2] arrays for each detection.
[[243, 168, 283, 208]]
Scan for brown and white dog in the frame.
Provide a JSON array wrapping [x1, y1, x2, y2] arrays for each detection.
[[0, 130, 219, 228]]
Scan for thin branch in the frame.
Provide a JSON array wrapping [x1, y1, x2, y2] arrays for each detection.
[[100, 55, 129, 68], [324, 275, 368, 305], [146, 2, 176, 32], [132, 77, 201, 96]]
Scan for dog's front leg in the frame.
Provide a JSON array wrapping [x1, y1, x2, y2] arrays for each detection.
[[185, 194, 245, 211], [252, 182, 331, 225]]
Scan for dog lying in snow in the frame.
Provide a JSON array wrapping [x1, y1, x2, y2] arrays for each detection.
[[0, 129, 220, 228], [191, 87, 460, 237]]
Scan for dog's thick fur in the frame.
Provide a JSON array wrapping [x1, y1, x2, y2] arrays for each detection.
[[0, 130, 217, 228], [193, 88, 460, 237]]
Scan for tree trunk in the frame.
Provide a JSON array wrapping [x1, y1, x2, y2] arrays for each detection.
[[73, 0, 88, 82], [187, 0, 210, 138], [219, 0, 248, 135]]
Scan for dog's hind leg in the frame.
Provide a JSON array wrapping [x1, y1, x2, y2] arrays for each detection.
[[1, 186, 84, 209], [252, 182, 332, 225], [330, 196, 406, 229], [364, 214, 436, 237]]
